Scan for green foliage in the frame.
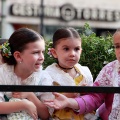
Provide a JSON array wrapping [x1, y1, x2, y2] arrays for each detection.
[[79, 23, 116, 80], [43, 23, 116, 80]]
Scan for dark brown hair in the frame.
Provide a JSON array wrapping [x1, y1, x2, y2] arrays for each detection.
[[2, 28, 44, 65], [52, 27, 81, 48]]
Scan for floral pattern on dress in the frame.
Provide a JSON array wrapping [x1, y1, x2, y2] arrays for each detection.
[[7, 98, 34, 120], [94, 60, 120, 120], [95, 61, 117, 87], [0, 64, 42, 120]]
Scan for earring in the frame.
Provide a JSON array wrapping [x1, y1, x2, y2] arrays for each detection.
[[19, 61, 22, 64]]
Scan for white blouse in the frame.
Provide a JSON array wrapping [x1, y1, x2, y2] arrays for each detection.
[[0, 63, 42, 101], [38, 63, 93, 115], [39, 63, 93, 86]]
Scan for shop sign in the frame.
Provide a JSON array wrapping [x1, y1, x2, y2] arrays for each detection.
[[10, 3, 120, 22]]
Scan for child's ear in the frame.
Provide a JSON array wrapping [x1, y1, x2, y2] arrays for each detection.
[[50, 48, 58, 58], [13, 51, 22, 63]]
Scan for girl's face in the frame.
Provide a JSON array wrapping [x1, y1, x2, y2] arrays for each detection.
[[51, 38, 82, 68], [15, 40, 45, 73], [113, 32, 120, 62]]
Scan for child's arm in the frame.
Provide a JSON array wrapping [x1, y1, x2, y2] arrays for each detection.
[[0, 100, 37, 120], [27, 92, 50, 120], [62, 93, 80, 98], [13, 92, 50, 120], [44, 92, 79, 110]]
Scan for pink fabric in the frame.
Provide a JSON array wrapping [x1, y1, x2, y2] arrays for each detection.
[[75, 83, 113, 120], [75, 60, 119, 120]]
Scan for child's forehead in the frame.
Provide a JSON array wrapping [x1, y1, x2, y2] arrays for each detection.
[[54, 38, 81, 48], [58, 37, 81, 42], [56, 38, 81, 47], [114, 32, 120, 39], [23, 40, 45, 49], [114, 31, 120, 37], [113, 33, 120, 44]]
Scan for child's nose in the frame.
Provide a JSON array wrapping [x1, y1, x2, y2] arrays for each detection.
[[39, 53, 44, 61], [70, 50, 75, 56]]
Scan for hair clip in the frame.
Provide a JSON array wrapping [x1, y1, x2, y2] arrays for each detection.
[[47, 41, 53, 57], [0, 41, 12, 58]]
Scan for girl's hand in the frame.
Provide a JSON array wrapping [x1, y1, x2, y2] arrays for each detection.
[[81, 83, 87, 86], [12, 92, 32, 99], [23, 99, 38, 120], [44, 92, 69, 110]]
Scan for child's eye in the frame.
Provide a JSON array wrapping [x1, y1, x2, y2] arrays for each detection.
[[75, 47, 80, 51], [33, 51, 39, 54], [114, 45, 120, 49], [63, 48, 69, 51]]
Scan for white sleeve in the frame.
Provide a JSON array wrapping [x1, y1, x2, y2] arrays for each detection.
[[77, 64, 93, 86], [0, 67, 6, 102], [39, 71, 53, 86], [0, 93, 5, 102], [38, 71, 55, 115], [83, 66, 93, 86]]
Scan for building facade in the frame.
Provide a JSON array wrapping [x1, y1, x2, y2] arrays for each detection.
[[0, 0, 120, 39]]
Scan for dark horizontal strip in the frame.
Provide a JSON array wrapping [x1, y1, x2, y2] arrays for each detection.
[[0, 85, 119, 93]]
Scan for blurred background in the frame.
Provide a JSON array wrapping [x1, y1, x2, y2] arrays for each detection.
[[0, 0, 119, 39]]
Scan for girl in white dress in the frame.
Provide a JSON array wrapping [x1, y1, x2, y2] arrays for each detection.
[[39, 28, 94, 120], [0, 28, 49, 120], [44, 29, 120, 120]]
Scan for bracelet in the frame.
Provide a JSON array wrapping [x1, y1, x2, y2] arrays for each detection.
[[80, 96, 87, 113]]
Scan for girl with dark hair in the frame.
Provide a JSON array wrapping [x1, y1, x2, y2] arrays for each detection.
[[0, 28, 49, 120], [44, 29, 120, 120], [39, 27, 93, 120]]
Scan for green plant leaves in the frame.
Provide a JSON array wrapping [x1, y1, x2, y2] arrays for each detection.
[[80, 23, 115, 80]]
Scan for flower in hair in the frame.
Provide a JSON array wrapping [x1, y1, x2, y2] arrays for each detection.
[[47, 41, 53, 57], [47, 48, 52, 57], [0, 41, 12, 58]]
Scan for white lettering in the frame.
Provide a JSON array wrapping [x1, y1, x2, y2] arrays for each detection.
[[32, 5, 39, 16], [25, 6, 32, 16], [11, 3, 120, 22], [99, 10, 106, 20], [44, 7, 59, 17], [91, 9, 98, 20], [76, 9, 82, 19], [114, 11, 120, 21], [61, 5, 75, 21], [12, 4, 20, 15], [19, 5, 25, 16], [83, 9, 91, 20], [106, 11, 113, 21]]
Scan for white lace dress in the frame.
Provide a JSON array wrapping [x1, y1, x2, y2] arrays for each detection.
[[0, 63, 42, 120], [107, 60, 120, 120], [94, 60, 120, 120], [38, 63, 93, 119]]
